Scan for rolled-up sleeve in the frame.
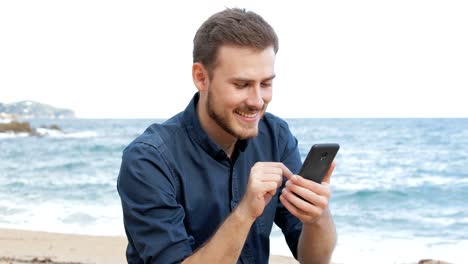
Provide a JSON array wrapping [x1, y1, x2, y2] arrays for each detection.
[[117, 142, 192, 264]]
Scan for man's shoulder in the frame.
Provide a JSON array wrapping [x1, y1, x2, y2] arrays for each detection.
[[260, 112, 291, 134], [128, 112, 185, 151]]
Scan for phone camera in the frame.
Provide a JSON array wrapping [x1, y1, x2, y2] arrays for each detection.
[[321, 152, 328, 157]]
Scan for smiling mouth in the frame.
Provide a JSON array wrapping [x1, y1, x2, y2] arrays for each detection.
[[235, 109, 258, 119]]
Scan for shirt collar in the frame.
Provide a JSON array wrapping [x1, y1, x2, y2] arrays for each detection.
[[183, 93, 248, 161]]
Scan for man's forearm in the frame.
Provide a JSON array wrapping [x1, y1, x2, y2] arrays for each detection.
[[297, 208, 337, 264], [182, 205, 255, 264]]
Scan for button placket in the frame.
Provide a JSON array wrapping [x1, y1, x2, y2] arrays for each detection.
[[230, 166, 240, 211]]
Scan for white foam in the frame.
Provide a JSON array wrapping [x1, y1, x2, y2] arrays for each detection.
[[268, 222, 467, 264], [35, 127, 64, 137], [0, 132, 29, 139], [367, 208, 465, 227], [270, 233, 293, 257], [0, 118, 14, 124], [0, 130, 98, 139], [50, 130, 98, 138], [404, 175, 468, 187], [270, 230, 467, 263], [0, 201, 125, 237], [18, 171, 117, 187], [330, 232, 467, 264]]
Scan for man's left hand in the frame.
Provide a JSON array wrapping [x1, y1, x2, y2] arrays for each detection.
[[279, 162, 336, 224]]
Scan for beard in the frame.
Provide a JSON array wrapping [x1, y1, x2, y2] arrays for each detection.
[[206, 88, 265, 140]]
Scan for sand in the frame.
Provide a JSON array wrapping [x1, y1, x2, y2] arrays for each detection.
[[0, 228, 297, 264], [1, 228, 451, 264]]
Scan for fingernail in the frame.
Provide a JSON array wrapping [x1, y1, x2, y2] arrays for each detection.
[[292, 175, 298, 182], [282, 188, 287, 194]]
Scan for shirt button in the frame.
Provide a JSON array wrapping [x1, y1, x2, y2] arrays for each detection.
[[231, 201, 238, 209]]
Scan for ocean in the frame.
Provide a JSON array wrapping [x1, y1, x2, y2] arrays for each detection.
[[0, 118, 467, 263]]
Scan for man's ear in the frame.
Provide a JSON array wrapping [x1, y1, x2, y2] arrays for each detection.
[[192, 63, 209, 92]]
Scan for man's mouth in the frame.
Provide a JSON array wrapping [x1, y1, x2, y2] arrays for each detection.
[[235, 109, 258, 119]]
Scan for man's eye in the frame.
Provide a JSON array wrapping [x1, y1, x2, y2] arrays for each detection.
[[261, 82, 272, 88], [235, 82, 249, 88]]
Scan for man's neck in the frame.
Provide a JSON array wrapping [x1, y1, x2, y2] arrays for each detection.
[[196, 103, 237, 158]]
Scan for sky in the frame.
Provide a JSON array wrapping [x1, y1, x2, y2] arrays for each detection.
[[1, 0, 467, 118]]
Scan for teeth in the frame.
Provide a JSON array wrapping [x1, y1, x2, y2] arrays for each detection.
[[235, 110, 257, 118]]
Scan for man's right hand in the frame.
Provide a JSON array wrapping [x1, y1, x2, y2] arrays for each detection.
[[237, 162, 293, 221]]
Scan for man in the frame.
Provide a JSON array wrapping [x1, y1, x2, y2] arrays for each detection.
[[117, 8, 336, 264]]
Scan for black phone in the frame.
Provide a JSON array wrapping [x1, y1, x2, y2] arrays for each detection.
[[298, 143, 340, 183]]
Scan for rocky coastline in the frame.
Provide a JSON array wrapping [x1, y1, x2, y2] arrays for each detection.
[[0, 120, 62, 135], [0, 101, 71, 135]]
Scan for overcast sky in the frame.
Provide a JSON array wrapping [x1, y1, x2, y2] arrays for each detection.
[[1, 0, 467, 118]]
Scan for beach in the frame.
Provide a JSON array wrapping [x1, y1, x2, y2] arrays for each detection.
[[0, 228, 455, 264], [0, 228, 127, 264], [0, 228, 298, 264]]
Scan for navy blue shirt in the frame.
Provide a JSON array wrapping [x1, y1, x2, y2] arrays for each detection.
[[117, 93, 303, 264]]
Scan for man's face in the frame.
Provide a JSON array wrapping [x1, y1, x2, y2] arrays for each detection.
[[205, 45, 275, 140]]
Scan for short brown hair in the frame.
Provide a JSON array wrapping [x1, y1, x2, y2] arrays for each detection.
[[193, 8, 279, 77]]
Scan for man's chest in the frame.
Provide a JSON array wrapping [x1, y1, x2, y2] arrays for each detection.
[[171, 148, 278, 248]]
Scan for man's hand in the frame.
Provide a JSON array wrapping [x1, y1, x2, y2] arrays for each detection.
[[183, 162, 293, 264], [279, 162, 336, 224], [237, 162, 293, 221]]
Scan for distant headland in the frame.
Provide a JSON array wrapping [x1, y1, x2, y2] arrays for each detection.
[[0, 101, 75, 120], [0, 101, 74, 134]]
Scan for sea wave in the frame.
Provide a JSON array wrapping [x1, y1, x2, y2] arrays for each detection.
[[0, 132, 29, 139], [57, 131, 98, 138], [332, 173, 468, 191], [0, 130, 98, 139], [332, 232, 467, 264], [36, 128, 98, 138], [0, 118, 14, 124], [0, 201, 124, 236], [35, 127, 64, 137]]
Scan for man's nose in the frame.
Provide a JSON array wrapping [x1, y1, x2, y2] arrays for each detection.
[[246, 85, 264, 109]]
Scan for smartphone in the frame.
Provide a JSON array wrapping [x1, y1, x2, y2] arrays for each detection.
[[298, 143, 340, 183]]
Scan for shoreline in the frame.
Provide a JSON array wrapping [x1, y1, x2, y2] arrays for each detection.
[[0, 228, 298, 264], [0, 228, 455, 264]]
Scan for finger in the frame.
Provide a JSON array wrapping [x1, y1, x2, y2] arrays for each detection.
[[322, 161, 336, 184], [281, 188, 322, 216], [258, 173, 283, 188], [277, 163, 294, 179], [251, 165, 284, 182], [262, 181, 280, 195], [290, 175, 329, 197], [257, 162, 294, 179], [254, 181, 279, 200], [255, 166, 283, 175], [285, 180, 328, 208], [251, 164, 282, 174], [279, 193, 309, 219]]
